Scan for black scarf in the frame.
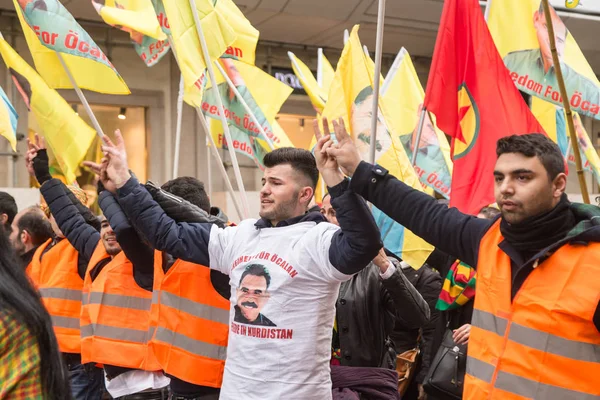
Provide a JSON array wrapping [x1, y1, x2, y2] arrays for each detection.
[[500, 194, 576, 255]]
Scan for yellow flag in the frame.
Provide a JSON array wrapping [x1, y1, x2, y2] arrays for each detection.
[[204, 59, 293, 168], [0, 85, 18, 151], [322, 25, 433, 268], [487, 0, 600, 120], [319, 52, 335, 93], [92, 0, 166, 40], [13, 0, 129, 95], [289, 52, 328, 114], [382, 49, 453, 198], [217, 0, 259, 66], [0, 37, 96, 183]]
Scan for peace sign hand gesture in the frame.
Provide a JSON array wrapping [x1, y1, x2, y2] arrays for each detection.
[[100, 130, 131, 189]]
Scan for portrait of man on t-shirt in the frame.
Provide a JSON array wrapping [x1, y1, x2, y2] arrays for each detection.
[[234, 264, 276, 326]]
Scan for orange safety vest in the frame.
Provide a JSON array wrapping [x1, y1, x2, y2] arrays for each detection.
[[149, 250, 229, 387], [80, 243, 160, 371], [465, 220, 600, 400], [29, 238, 82, 354]]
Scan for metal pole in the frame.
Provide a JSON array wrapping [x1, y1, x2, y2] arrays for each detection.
[[484, 0, 492, 21], [368, 0, 386, 165], [172, 74, 184, 178], [541, 0, 589, 203], [196, 107, 243, 220], [317, 48, 324, 88], [411, 107, 427, 166], [56, 53, 104, 138], [188, 0, 250, 216], [214, 61, 275, 150], [206, 137, 213, 198]]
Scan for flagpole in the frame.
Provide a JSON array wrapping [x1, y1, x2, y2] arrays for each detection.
[[343, 29, 350, 45], [411, 107, 427, 166], [381, 47, 407, 96], [541, 0, 589, 204], [173, 74, 185, 178], [188, 0, 250, 217], [483, 0, 492, 21], [363, 45, 369, 57], [206, 137, 213, 198], [56, 53, 104, 139], [167, 35, 245, 218], [317, 48, 324, 88], [214, 61, 275, 150], [196, 107, 243, 220], [369, 0, 386, 165]]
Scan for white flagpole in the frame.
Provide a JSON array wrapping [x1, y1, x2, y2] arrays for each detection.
[[317, 48, 324, 88], [206, 137, 213, 198], [173, 74, 185, 178], [197, 108, 243, 220], [56, 53, 104, 138], [363, 45, 369, 57], [167, 34, 245, 218], [343, 29, 350, 45], [368, 0, 386, 165], [188, 0, 250, 218], [288, 52, 307, 81], [214, 61, 275, 150], [381, 47, 407, 96], [484, 0, 492, 21]]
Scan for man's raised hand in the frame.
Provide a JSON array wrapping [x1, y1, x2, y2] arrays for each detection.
[[83, 159, 117, 194], [313, 117, 344, 187], [101, 129, 131, 189], [327, 118, 362, 177]]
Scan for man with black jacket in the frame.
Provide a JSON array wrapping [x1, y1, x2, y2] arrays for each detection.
[[321, 193, 429, 368], [100, 122, 382, 400], [324, 125, 600, 399], [27, 136, 170, 399]]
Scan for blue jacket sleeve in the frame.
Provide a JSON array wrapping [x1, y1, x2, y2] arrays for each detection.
[[350, 161, 492, 267], [40, 179, 100, 262], [98, 191, 155, 291], [327, 178, 383, 275], [116, 177, 213, 266]]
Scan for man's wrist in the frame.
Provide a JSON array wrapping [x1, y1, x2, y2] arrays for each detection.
[[115, 171, 132, 189], [320, 169, 345, 188]]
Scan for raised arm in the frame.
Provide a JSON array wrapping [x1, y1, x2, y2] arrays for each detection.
[[314, 118, 382, 274], [326, 129, 492, 267]]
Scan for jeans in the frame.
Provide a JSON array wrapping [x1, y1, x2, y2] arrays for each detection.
[[68, 361, 105, 400]]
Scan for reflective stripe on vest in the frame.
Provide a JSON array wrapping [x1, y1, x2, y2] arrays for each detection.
[[51, 315, 81, 330], [467, 356, 598, 400], [465, 220, 600, 399], [86, 292, 152, 311], [39, 287, 82, 302], [472, 309, 600, 364], [81, 323, 150, 344], [154, 326, 227, 360], [159, 291, 230, 325]]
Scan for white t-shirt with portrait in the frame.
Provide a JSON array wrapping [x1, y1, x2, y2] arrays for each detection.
[[208, 218, 350, 400]]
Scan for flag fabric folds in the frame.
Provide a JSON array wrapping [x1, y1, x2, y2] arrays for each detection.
[[0, 85, 18, 151], [323, 25, 433, 269], [289, 52, 328, 114], [92, 0, 171, 67], [382, 49, 453, 198], [424, 0, 546, 215], [0, 37, 96, 183], [13, 0, 129, 95], [162, 0, 258, 106], [202, 59, 293, 153], [487, 0, 600, 120]]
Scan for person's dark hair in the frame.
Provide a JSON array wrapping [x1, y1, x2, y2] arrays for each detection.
[[537, 2, 567, 38], [479, 206, 501, 220], [0, 192, 17, 228], [496, 134, 565, 180], [239, 263, 271, 289], [161, 177, 211, 213], [0, 226, 71, 399], [17, 207, 53, 246], [263, 148, 319, 190]]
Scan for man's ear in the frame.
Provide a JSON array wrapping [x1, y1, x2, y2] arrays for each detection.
[[0, 214, 7, 226], [21, 230, 31, 246], [300, 186, 314, 205], [552, 172, 568, 199]]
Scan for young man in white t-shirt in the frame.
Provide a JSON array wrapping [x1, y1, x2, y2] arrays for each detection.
[[100, 120, 382, 399]]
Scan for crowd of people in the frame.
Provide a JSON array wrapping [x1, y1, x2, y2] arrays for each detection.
[[0, 117, 598, 400]]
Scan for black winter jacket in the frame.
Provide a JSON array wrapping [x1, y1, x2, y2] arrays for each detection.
[[391, 263, 442, 383], [336, 258, 429, 369]]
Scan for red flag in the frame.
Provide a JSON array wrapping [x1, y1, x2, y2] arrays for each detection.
[[424, 0, 546, 215]]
